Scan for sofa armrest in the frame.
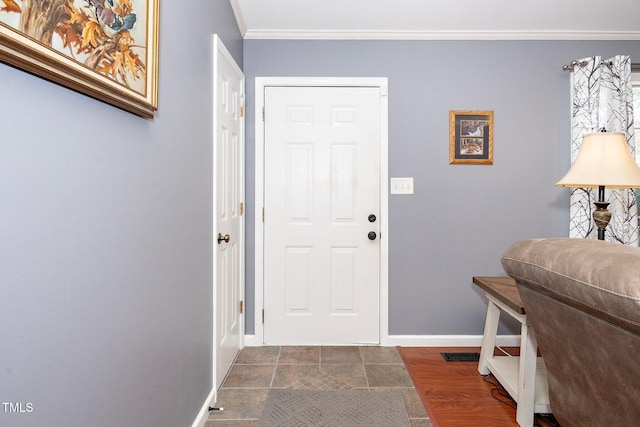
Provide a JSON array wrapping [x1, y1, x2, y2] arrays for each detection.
[[500, 238, 640, 335]]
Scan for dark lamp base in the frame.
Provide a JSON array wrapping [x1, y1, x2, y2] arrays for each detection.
[[593, 200, 611, 241]]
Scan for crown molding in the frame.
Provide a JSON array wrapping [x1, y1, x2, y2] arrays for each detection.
[[229, 0, 248, 37], [243, 29, 640, 41]]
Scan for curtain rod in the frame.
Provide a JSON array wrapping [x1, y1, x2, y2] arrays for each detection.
[[562, 60, 640, 72]]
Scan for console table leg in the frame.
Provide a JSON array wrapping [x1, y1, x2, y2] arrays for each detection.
[[516, 322, 538, 427], [478, 301, 500, 375]]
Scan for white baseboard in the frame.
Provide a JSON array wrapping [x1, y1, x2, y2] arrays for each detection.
[[244, 334, 260, 347], [191, 388, 216, 427], [385, 335, 521, 347], [242, 334, 521, 347]]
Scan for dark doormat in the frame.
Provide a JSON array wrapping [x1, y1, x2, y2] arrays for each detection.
[[257, 389, 410, 426], [441, 352, 480, 362]]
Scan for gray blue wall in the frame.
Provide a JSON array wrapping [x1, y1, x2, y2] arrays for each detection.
[[0, 1, 241, 426], [243, 40, 640, 336]]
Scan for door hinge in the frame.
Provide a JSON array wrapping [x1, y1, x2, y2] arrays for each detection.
[[262, 309, 265, 324], [262, 207, 265, 222], [240, 104, 244, 117], [262, 106, 265, 122], [239, 202, 244, 215], [239, 300, 243, 314]]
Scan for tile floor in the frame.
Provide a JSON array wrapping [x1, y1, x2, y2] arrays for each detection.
[[205, 346, 432, 426]]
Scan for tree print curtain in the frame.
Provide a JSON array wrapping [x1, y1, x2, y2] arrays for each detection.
[[569, 55, 639, 245]]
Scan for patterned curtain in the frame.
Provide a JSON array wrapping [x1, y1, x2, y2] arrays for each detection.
[[569, 55, 639, 245]]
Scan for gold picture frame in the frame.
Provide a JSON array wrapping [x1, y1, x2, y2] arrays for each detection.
[[0, 0, 159, 119], [449, 110, 494, 165]]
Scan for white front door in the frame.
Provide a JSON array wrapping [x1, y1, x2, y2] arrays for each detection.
[[213, 35, 244, 391], [263, 86, 381, 345]]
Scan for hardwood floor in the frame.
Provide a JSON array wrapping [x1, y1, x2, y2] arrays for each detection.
[[398, 346, 560, 427]]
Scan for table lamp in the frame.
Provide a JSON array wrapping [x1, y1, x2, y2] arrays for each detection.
[[556, 131, 640, 240]]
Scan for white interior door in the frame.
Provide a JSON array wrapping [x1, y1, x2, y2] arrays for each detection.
[[213, 35, 244, 391], [263, 86, 381, 345]]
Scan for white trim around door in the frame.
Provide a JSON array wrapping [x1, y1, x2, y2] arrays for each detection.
[[254, 77, 389, 345]]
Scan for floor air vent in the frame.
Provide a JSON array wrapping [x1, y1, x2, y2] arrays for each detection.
[[440, 352, 480, 362]]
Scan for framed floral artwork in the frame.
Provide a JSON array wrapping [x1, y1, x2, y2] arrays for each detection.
[[0, 0, 159, 118]]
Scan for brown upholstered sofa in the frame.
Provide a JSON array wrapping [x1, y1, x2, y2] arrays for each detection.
[[501, 238, 640, 427]]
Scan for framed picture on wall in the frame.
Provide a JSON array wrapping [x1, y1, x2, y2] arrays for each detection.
[[449, 110, 494, 164], [0, 0, 159, 118]]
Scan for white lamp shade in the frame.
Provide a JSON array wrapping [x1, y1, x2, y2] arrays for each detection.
[[556, 132, 640, 189]]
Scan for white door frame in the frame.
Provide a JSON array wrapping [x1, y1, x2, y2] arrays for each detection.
[[254, 77, 389, 345]]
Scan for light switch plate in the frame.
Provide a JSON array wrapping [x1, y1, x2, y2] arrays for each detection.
[[390, 177, 414, 194]]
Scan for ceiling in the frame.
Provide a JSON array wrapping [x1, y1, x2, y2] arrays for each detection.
[[231, 0, 640, 40]]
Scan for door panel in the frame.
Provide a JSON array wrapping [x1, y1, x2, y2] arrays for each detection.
[[263, 86, 380, 345], [213, 36, 243, 391]]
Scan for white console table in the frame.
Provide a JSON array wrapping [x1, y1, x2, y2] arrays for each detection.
[[473, 276, 551, 427]]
